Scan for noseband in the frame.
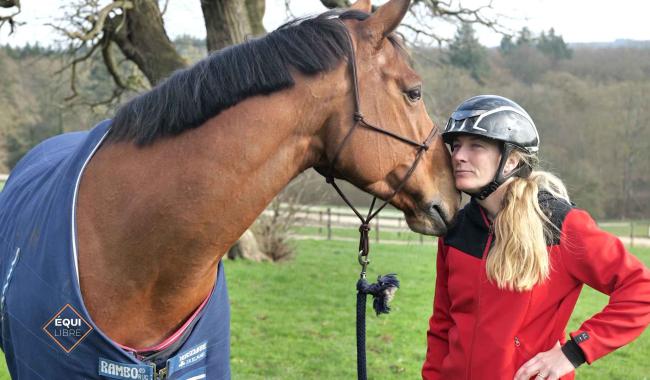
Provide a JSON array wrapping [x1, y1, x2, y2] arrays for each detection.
[[321, 18, 439, 380]]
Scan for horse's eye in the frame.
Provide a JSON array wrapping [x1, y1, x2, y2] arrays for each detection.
[[406, 86, 422, 102]]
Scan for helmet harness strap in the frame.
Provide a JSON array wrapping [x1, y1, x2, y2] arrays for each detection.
[[471, 142, 530, 200]]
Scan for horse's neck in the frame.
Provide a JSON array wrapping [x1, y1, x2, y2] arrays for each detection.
[[76, 77, 339, 346]]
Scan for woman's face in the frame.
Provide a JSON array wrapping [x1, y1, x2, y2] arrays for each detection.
[[449, 135, 502, 193]]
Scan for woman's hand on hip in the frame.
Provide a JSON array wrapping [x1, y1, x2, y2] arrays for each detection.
[[513, 342, 574, 380]]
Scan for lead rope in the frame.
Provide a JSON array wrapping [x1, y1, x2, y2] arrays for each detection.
[[326, 18, 438, 380]]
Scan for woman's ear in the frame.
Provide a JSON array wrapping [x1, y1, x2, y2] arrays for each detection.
[[502, 153, 520, 176]]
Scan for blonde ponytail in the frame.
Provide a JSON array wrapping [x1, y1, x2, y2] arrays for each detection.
[[486, 152, 570, 292]]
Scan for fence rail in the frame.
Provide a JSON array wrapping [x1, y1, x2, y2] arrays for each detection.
[[263, 205, 432, 245], [263, 204, 650, 247]]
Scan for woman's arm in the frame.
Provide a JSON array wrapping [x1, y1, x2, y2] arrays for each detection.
[[559, 208, 650, 363], [422, 238, 453, 380]]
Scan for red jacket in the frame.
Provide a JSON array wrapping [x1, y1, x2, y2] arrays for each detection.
[[422, 194, 650, 379]]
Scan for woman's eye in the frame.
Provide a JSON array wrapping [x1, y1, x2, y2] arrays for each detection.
[[406, 87, 422, 102]]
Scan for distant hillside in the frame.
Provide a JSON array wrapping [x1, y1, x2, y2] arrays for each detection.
[[570, 39, 650, 49]]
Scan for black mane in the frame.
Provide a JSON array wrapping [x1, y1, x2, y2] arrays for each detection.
[[108, 10, 371, 145]]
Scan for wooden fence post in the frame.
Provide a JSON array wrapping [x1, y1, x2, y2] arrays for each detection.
[[327, 207, 332, 240], [318, 210, 323, 235], [375, 215, 380, 243], [397, 218, 401, 238]]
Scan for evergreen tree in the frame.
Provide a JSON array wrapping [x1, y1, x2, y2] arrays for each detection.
[[516, 27, 534, 46], [499, 35, 516, 55], [447, 22, 489, 83], [537, 28, 573, 61]]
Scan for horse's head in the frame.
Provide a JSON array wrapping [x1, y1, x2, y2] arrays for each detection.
[[316, 0, 459, 235]]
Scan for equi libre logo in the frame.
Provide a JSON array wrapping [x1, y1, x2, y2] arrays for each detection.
[[42, 304, 93, 353]]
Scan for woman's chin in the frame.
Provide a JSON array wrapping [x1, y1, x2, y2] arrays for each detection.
[[454, 180, 480, 194]]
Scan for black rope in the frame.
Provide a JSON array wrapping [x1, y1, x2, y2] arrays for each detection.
[[356, 274, 400, 380], [356, 290, 368, 380]]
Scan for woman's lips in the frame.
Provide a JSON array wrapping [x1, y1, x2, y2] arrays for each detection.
[[454, 169, 473, 177]]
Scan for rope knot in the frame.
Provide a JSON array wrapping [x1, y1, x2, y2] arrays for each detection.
[[325, 175, 334, 184], [353, 112, 364, 121], [357, 274, 400, 315], [359, 223, 371, 233]]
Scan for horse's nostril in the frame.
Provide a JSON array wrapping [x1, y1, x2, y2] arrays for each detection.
[[430, 203, 452, 227]]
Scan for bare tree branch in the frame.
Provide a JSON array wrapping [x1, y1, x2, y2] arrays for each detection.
[[0, 0, 22, 34], [159, 0, 170, 16], [411, 0, 506, 35], [46, 1, 133, 42], [102, 39, 127, 90]]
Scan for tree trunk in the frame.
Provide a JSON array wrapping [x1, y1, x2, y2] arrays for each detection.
[[245, 0, 266, 36], [201, 0, 262, 52], [107, 0, 187, 85], [226, 229, 268, 262]]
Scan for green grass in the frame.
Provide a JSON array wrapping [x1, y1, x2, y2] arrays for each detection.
[[0, 242, 648, 379], [600, 221, 650, 239], [225, 241, 650, 379]]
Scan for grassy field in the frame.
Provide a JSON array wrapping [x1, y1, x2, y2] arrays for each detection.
[[599, 221, 650, 239], [0, 241, 648, 379], [226, 241, 650, 379]]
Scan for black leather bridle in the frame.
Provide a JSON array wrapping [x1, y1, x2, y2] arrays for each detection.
[[321, 18, 439, 380]]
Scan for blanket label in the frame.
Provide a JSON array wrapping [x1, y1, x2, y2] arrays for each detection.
[[167, 341, 208, 376], [98, 358, 154, 380], [42, 303, 93, 353]]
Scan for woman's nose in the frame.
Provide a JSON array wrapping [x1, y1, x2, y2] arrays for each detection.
[[451, 146, 467, 163]]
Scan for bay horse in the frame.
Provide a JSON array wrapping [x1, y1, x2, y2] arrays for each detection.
[[0, 0, 459, 378]]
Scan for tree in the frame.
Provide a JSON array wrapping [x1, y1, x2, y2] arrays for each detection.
[[498, 27, 572, 84], [536, 28, 572, 62], [447, 22, 489, 83], [499, 35, 515, 55], [516, 27, 534, 46]]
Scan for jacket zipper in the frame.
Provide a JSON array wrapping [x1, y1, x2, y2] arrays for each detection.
[[466, 207, 493, 380]]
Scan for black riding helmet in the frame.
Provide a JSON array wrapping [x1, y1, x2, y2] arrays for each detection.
[[442, 95, 540, 199]]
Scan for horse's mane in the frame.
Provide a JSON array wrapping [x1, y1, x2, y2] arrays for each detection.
[[108, 10, 375, 145]]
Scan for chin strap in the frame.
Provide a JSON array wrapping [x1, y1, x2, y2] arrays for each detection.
[[471, 143, 532, 200]]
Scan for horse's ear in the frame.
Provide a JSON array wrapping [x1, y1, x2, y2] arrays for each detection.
[[358, 0, 410, 47], [349, 0, 372, 13]]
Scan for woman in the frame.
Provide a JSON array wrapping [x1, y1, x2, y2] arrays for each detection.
[[422, 95, 650, 380]]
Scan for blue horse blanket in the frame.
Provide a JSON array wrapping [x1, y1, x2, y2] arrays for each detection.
[[0, 120, 231, 379]]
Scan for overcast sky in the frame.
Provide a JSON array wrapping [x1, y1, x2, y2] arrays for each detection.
[[1, 0, 649, 47]]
